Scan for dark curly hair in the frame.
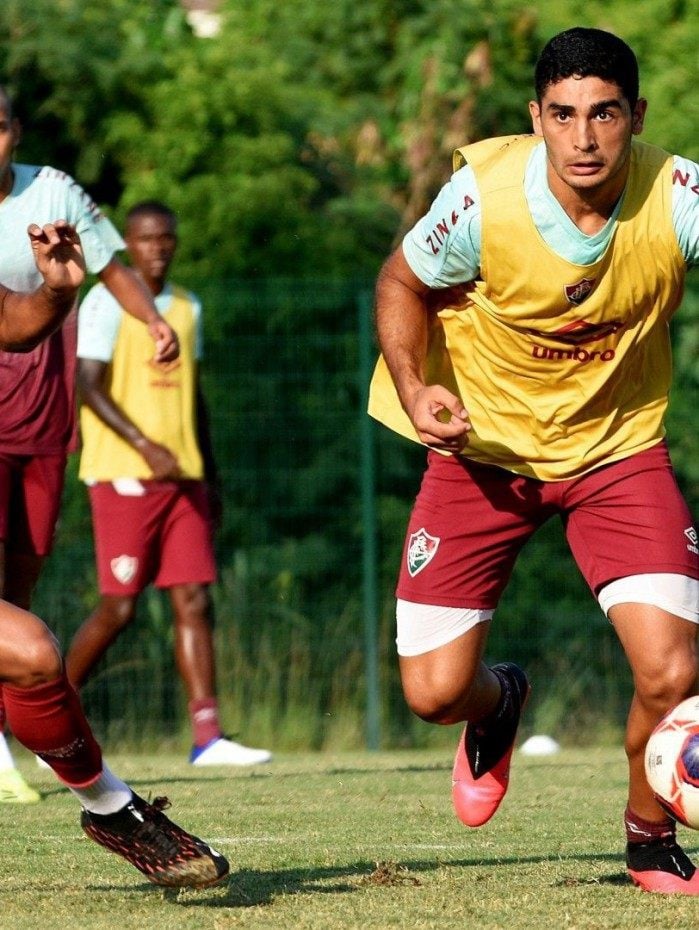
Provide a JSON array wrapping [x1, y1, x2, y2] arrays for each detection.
[[534, 27, 639, 106]]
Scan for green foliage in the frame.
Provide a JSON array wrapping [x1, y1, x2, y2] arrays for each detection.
[[2, 2, 697, 748]]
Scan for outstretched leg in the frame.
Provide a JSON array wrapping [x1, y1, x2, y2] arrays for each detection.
[[0, 598, 228, 887]]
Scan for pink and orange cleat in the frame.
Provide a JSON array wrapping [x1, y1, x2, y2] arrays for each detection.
[[627, 837, 699, 895], [452, 662, 530, 828]]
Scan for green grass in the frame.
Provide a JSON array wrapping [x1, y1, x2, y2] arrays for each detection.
[[0, 745, 697, 929]]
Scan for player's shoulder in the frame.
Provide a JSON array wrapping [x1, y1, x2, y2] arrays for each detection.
[[170, 282, 195, 299], [453, 134, 538, 172], [169, 282, 202, 311], [671, 153, 699, 183], [80, 281, 118, 311], [18, 163, 80, 189]]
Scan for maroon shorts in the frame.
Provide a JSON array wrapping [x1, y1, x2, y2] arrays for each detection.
[[0, 452, 67, 556], [89, 480, 217, 596], [397, 441, 699, 608]]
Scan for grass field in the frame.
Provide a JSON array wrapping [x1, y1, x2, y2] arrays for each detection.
[[0, 744, 697, 930]]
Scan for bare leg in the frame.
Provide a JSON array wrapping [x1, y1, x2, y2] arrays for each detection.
[[169, 583, 216, 702], [399, 619, 499, 724], [610, 603, 698, 821], [65, 595, 138, 688]]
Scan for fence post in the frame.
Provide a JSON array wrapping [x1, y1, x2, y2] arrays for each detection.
[[357, 288, 380, 750]]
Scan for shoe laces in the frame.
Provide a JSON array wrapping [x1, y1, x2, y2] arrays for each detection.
[[130, 797, 187, 861]]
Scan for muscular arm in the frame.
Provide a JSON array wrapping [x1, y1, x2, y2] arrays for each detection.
[[375, 247, 471, 450], [98, 257, 179, 363], [78, 357, 181, 479], [0, 221, 85, 352]]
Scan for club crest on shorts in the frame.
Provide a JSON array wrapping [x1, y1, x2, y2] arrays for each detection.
[[407, 528, 440, 577], [110, 554, 138, 585]]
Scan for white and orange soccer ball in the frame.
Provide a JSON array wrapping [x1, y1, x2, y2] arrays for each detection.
[[645, 695, 699, 829]]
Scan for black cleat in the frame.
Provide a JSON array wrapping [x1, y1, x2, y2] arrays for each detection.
[[627, 837, 699, 894], [452, 662, 530, 827], [81, 793, 229, 888]]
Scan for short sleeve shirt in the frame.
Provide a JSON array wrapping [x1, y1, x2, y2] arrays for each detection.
[[0, 164, 124, 453], [403, 144, 699, 283], [77, 282, 203, 362]]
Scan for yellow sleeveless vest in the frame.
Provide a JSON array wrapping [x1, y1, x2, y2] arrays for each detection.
[[369, 136, 685, 480], [79, 285, 204, 481]]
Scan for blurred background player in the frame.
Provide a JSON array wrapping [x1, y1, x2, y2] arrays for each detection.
[[65, 200, 271, 767], [0, 85, 180, 802], [0, 218, 229, 888]]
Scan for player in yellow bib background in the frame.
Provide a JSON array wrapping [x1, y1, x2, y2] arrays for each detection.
[[372, 27, 699, 894], [66, 201, 271, 769]]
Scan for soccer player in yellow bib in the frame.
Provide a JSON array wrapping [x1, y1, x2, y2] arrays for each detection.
[[66, 201, 271, 768], [370, 27, 699, 894]]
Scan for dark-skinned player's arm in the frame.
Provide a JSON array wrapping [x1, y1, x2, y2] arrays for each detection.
[[98, 257, 179, 363], [0, 221, 85, 352], [195, 370, 223, 530], [78, 356, 181, 481], [374, 245, 471, 451]]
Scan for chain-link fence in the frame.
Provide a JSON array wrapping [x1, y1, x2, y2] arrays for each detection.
[[32, 277, 698, 753]]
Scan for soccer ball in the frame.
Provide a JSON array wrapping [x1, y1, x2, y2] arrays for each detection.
[[644, 695, 699, 829]]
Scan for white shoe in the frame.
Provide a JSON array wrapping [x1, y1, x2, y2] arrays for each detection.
[[190, 737, 272, 767]]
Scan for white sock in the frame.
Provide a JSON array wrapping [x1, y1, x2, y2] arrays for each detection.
[[0, 732, 16, 771], [67, 762, 133, 815]]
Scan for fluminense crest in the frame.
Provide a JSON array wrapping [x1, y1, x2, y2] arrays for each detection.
[[110, 554, 138, 585], [407, 527, 441, 577]]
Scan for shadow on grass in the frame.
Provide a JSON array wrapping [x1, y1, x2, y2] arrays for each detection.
[[88, 849, 661, 907]]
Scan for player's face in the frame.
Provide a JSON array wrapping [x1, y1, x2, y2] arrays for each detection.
[[0, 95, 21, 198], [125, 214, 177, 291], [529, 76, 646, 207]]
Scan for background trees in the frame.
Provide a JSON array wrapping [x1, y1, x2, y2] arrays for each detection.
[[0, 0, 696, 747]]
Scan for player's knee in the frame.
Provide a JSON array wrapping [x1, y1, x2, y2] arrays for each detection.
[[636, 658, 697, 710], [102, 597, 137, 631], [13, 624, 62, 686], [403, 684, 464, 725], [174, 584, 211, 627]]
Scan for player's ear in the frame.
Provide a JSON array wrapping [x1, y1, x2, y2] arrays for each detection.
[[529, 100, 543, 137], [631, 98, 647, 135], [11, 118, 21, 149]]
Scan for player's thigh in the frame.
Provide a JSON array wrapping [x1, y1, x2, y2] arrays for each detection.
[[563, 442, 698, 596], [396, 451, 546, 609], [610, 602, 698, 698], [154, 482, 216, 589], [399, 616, 492, 713], [12, 453, 67, 557]]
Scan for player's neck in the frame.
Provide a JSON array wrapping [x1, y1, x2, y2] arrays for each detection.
[[546, 164, 628, 236]]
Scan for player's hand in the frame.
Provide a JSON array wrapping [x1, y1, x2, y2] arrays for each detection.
[[407, 384, 471, 451], [27, 221, 86, 293], [147, 318, 180, 364], [133, 437, 181, 480]]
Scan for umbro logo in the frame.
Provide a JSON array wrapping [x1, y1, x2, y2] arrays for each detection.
[[685, 527, 698, 555]]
